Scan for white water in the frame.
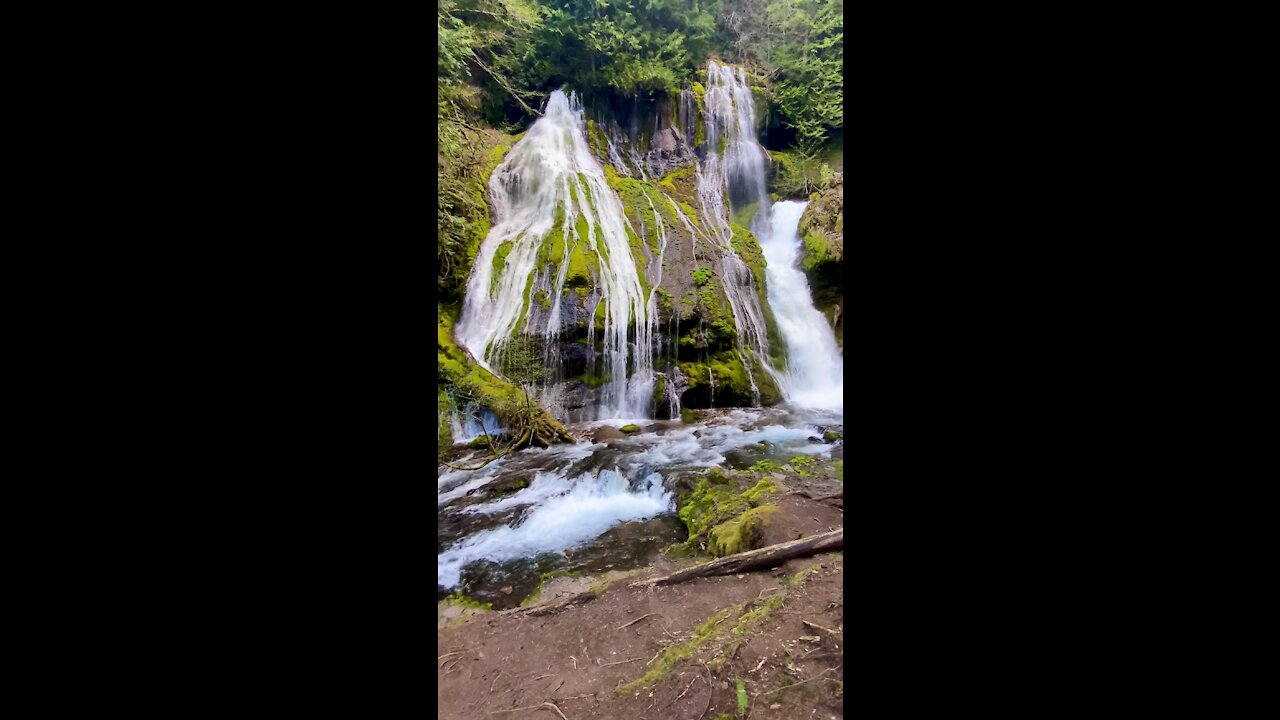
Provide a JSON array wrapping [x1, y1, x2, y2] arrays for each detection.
[[437, 468, 672, 589], [455, 90, 655, 419], [436, 407, 837, 591], [695, 62, 781, 393], [759, 201, 844, 410]]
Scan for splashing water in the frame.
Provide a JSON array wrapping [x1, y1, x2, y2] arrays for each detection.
[[438, 468, 672, 589], [455, 90, 656, 419], [758, 201, 843, 411]]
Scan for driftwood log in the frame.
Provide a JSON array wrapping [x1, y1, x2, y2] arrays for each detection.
[[631, 529, 843, 588]]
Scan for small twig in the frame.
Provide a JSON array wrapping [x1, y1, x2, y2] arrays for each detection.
[[749, 657, 767, 674], [696, 664, 714, 720], [644, 648, 664, 667], [569, 656, 578, 670], [676, 675, 699, 701], [438, 651, 463, 662], [490, 670, 509, 693], [489, 701, 568, 719], [763, 667, 838, 695], [616, 613, 662, 630], [802, 620, 840, 638], [599, 657, 643, 668], [532, 673, 557, 682]]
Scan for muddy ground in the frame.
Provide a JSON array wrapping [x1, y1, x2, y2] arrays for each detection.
[[438, 458, 844, 720]]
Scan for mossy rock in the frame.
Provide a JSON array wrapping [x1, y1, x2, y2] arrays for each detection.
[[491, 476, 531, 495], [437, 304, 574, 453], [681, 407, 696, 423], [620, 423, 641, 433], [823, 430, 841, 443], [708, 505, 776, 557]]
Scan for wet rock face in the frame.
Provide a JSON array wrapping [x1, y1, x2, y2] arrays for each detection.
[[644, 126, 694, 178]]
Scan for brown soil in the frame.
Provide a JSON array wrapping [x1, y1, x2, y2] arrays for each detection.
[[438, 475, 844, 720]]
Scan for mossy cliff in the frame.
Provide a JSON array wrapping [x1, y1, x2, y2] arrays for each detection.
[[797, 170, 844, 348]]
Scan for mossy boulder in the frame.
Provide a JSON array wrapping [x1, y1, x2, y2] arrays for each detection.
[[708, 504, 777, 557], [620, 423, 641, 433], [438, 304, 574, 454], [675, 475, 780, 555]]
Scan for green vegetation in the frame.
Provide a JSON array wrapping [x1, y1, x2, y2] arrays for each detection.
[[823, 429, 840, 442], [833, 459, 843, 481], [620, 423, 641, 433], [790, 455, 815, 466], [616, 604, 741, 694], [676, 474, 779, 555], [440, 592, 492, 612], [736, 678, 748, 715], [709, 504, 776, 556], [802, 231, 832, 271], [751, 459, 781, 473], [692, 267, 713, 286], [681, 407, 696, 423], [438, 305, 573, 455]]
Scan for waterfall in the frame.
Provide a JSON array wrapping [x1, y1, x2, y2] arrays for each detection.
[[450, 403, 505, 444], [456, 90, 655, 420], [693, 61, 784, 397], [758, 201, 843, 411]]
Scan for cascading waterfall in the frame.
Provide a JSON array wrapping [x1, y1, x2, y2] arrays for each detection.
[[758, 201, 844, 411], [455, 90, 656, 420], [694, 61, 785, 399]]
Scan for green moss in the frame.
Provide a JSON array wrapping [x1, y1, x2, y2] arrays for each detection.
[[491, 240, 514, 290], [709, 504, 776, 557], [678, 475, 751, 547], [534, 289, 551, 310], [731, 201, 759, 229], [790, 455, 816, 467], [802, 232, 830, 271], [652, 375, 665, 410], [615, 605, 741, 695], [620, 423, 640, 433], [566, 235, 595, 288], [573, 372, 609, 388], [833, 460, 843, 482], [823, 430, 841, 442], [440, 592, 492, 612], [692, 267, 712, 286], [681, 407, 695, 423], [482, 144, 512, 182], [491, 476, 531, 494], [437, 304, 572, 451], [751, 459, 781, 473], [438, 389, 454, 449], [656, 287, 674, 314], [657, 165, 695, 192], [469, 435, 492, 449], [741, 478, 780, 503]]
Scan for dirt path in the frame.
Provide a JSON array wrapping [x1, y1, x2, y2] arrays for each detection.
[[438, 477, 845, 720]]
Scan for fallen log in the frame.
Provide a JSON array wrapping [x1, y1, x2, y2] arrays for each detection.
[[631, 529, 843, 588]]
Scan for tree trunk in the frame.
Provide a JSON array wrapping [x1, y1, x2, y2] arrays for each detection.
[[631, 529, 842, 588]]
